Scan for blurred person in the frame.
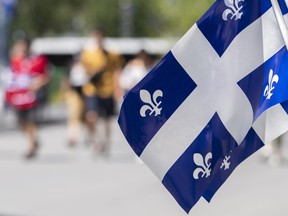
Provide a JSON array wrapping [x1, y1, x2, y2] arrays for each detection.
[[119, 49, 152, 93], [260, 136, 283, 166], [63, 55, 88, 147], [81, 29, 124, 156], [5, 37, 49, 159], [119, 50, 153, 164]]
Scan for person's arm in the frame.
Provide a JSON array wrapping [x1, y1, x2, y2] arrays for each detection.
[[29, 74, 50, 92], [29, 56, 50, 92]]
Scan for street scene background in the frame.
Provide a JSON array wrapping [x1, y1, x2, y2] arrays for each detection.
[[1, 0, 288, 216], [0, 110, 288, 216]]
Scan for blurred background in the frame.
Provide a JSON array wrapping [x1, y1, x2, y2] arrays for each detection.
[[0, 0, 214, 107], [1, 0, 288, 216]]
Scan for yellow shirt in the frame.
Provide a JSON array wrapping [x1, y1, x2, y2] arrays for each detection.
[[81, 48, 123, 98]]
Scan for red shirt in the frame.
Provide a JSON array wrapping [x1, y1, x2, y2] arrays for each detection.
[[6, 55, 48, 110], [10, 55, 48, 77]]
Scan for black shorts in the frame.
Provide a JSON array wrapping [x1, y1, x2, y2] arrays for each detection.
[[84, 96, 98, 113], [13, 88, 47, 124], [84, 96, 115, 118], [97, 97, 115, 118], [16, 108, 37, 124]]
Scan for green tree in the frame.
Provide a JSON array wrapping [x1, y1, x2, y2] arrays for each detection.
[[11, 0, 84, 37], [10, 0, 214, 38], [156, 0, 215, 36]]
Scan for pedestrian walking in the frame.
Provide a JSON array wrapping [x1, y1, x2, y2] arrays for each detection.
[[64, 55, 88, 147], [5, 37, 49, 159], [81, 29, 124, 156], [119, 49, 153, 93]]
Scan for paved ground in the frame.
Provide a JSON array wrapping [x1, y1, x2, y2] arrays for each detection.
[[1, 109, 288, 216]]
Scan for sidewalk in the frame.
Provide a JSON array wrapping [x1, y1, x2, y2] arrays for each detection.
[[0, 104, 67, 132], [0, 107, 288, 216]]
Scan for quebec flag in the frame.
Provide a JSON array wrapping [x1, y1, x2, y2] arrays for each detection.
[[118, 0, 288, 213]]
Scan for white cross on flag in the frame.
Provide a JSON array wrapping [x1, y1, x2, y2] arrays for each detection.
[[118, 0, 288, 213]]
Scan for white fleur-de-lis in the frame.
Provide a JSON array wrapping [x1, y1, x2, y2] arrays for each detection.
[[140, 89, 163, 117], [220, 156, 231, 170], [193, 152, 212, 180], [264, 69, 279, 100], [222, 0, 245, 21]]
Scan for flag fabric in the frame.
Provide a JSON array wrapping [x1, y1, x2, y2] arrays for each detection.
[[118, 0, 288, 213]]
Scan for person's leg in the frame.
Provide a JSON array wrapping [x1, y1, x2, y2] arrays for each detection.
[[269, 136, 283, 166], [102, 116, 111, 154], [66, 91, 83, 147], [67, 120, 81, 147], [24, 121, 39, 158], [18, 110, 39, 159], [84, 96, 99, 151], [99, 97, 115, 156]]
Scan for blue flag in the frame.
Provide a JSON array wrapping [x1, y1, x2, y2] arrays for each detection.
[[1, 0, 17, 22], [118, 0, 288, 213]]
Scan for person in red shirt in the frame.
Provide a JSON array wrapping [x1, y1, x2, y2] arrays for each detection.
[[8, 38, 49, 159]]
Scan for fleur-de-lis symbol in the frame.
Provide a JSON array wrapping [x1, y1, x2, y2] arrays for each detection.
[[140, 89, 163, 117], [222, 0, 245, 21], [193, 152, 212, 180], [220, 156, 231, 170], [264, 69, 279, 100]]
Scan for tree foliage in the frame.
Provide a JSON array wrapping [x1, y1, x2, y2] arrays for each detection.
[[10, 0, 214, 38]]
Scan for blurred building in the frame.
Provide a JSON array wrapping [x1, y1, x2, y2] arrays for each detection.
[[30, 36, 176, 66]]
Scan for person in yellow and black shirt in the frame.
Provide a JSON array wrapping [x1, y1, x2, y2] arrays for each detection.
[[81, 29, 124, 156]]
